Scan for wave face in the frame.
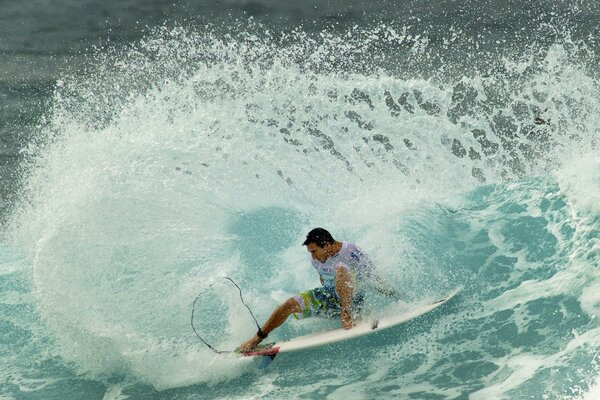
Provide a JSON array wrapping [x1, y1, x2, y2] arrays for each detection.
[[2, 19, 600, 399]]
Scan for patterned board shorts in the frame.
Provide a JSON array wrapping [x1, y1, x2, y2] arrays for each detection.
[[292, 287, 364, 319]]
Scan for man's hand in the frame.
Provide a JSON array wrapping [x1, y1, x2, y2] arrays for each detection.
[[378, 287, 400, 298], [340, 309, 355, 330]]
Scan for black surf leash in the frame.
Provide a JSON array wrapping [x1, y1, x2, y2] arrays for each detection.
[[191, 276, 263, 354]]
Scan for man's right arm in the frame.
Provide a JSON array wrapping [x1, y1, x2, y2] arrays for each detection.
[[335, 266, 356, 330]]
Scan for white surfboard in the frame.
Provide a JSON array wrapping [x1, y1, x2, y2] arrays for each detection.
[[239, 288, 460, 357]]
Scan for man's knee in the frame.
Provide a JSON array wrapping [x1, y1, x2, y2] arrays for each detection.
[[283, 297, 302, 314]]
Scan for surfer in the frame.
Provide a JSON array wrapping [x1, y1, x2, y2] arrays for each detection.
[[239, 227, 390, 352]]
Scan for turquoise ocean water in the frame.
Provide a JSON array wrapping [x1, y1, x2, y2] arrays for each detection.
[[2, 2, 600, 399]]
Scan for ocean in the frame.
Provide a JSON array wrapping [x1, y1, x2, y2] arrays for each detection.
[[1, 1, 600, 399]]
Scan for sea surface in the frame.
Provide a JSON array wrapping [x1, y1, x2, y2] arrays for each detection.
[[1, 1, 600, 399]]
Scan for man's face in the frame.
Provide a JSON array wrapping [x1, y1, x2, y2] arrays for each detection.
[[306, 242, 329, 263]]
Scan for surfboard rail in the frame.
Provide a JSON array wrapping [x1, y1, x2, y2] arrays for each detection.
[[239, 288, 460, 357]]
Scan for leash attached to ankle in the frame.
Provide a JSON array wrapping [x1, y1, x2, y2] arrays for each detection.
[[257, 328, 268, 339]]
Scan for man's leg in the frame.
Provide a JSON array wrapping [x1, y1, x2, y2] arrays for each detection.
[[239, 297, 302, 352]]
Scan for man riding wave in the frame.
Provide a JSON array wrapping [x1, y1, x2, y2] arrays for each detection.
[[239, 227, 395, 352]]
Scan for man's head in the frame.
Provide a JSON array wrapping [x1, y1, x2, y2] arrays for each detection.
[[303, 228, 337, 263]]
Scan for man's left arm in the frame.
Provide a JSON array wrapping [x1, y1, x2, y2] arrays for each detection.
[[354, 248, 400, 299], [335, 265, 355, 330]]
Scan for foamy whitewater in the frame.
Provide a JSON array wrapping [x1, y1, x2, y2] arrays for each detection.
[[1, 20, 600, 399]]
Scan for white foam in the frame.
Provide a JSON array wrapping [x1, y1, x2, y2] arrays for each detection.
[[556, 153, 600, 216], [579, 376, 600, 400], [555, 154, 600, 321]]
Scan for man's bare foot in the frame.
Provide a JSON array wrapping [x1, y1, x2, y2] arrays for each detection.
[[239, 334, 262, 353]]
